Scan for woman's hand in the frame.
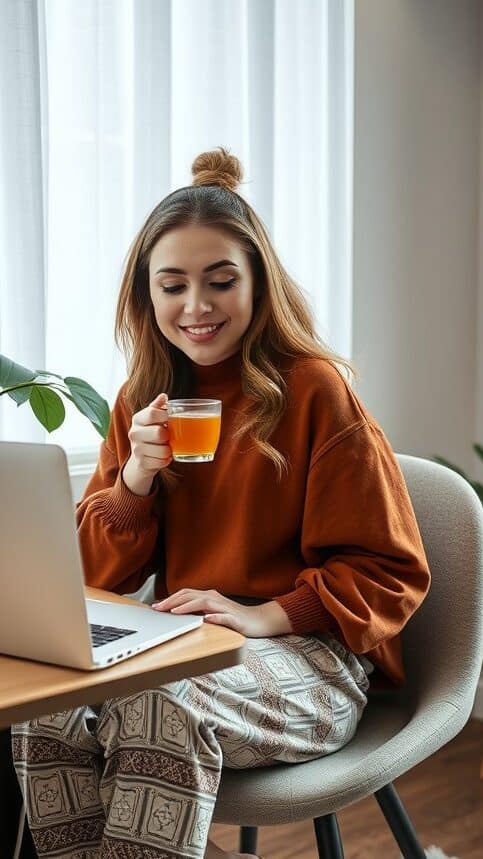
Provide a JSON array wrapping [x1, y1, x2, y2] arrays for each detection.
[[127, 392, 173, 475], [151, 589, 292, 637], [122, 392, 173, 496]]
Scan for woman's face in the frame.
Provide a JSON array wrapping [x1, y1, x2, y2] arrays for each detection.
[[149, 223, 255, 366]]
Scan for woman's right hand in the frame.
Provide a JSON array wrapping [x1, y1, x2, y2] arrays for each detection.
[[123, 392, 173, 495]]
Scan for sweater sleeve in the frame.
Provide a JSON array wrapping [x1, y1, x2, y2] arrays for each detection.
[[274, 420, 431, 654], [75, 383, 162, 594]]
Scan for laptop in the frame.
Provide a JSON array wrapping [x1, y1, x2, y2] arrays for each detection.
[[0, 440, 203, 670]]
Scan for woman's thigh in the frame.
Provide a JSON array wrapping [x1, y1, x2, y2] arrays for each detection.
[[13, 632, 370, 778], [181, 631, 371, 768]]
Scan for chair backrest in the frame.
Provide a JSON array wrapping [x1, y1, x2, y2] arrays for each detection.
[[396, 454, 483, 717]]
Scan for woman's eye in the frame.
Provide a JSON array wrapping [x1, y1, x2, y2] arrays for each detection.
[[161, 285, 184, 294], [161, 278, 237, 294], [211, 278, 237, 290]]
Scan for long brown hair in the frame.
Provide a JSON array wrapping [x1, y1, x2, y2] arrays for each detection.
[[115, 147, 359, 490]]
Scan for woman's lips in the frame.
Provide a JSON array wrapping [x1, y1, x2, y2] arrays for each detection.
[[180, 322, 226, 343]]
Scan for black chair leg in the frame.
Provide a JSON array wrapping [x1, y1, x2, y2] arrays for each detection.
[[239, 825, 258, 854], [313, 814, 345, 859], [374, 782, 426, 859], [0, 728, 37, 858]]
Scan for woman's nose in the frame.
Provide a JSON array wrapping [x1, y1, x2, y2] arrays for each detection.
[[184, 293, 213, 314]]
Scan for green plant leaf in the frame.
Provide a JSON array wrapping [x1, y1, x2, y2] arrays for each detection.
[[29, 386, 65, 432], [58, 388, 106, 439], [63, 376, 110, 439], [5, 377, 63, 406], [0, 354, 35, 387], [431, 455, 468, 480], [0, 356, 110, 440], [14, 386, 33, 405], [0, 354, 36, 404], [473, 443, 483, 462], [33, 369, 64, 381]]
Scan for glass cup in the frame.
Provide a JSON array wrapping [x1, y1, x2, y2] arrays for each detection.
[[167, 399, 222, 463]]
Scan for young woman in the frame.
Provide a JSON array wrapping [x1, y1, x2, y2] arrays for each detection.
[[12, 147, 431, 859]]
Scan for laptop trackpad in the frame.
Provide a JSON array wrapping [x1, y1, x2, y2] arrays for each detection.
[[85, 598, 203, 639]]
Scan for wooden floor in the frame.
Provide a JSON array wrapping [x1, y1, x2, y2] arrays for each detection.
[[210, 717, 482, 859]]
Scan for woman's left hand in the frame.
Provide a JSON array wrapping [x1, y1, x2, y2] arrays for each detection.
[[151, 589, 292, 637]]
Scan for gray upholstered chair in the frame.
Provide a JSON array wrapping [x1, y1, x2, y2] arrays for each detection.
[[213, 454, 483, 858]]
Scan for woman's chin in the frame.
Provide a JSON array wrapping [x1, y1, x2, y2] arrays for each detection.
[[188, 346, 239, 365]]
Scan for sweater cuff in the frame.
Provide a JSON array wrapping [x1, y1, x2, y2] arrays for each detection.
[[274, 582, 334, 635], [93, 463, 160, 532]]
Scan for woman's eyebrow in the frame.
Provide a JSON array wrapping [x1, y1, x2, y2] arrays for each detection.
[[155, 259, 239, 275]]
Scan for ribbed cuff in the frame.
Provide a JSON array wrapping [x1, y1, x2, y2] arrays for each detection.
[[92, 464, 160, 532], [274, 581, 334, 635]]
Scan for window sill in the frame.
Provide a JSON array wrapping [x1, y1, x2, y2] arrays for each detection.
[[66, 446, 99, 477], [65, 447, 99, 502]]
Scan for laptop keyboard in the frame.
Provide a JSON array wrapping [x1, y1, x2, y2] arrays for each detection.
[[89, 623, 137, 648]]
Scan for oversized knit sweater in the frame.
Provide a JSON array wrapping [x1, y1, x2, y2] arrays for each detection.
[[76, 349, 431, 689]]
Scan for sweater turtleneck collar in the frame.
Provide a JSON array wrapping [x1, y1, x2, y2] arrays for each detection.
[[191, 348, 243, 389]]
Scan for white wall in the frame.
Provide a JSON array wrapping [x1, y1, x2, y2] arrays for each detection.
[[477, 5, 483, 487], [352, 0, 483, 718], [353, 0, 482, 477]]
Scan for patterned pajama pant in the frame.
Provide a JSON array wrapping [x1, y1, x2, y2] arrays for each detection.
[[11, 632, 371, 858]]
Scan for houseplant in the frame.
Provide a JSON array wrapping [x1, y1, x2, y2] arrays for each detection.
[[0, 354, 110, 439]]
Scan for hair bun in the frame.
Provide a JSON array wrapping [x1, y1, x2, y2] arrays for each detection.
[[191, 146, 243, 193]]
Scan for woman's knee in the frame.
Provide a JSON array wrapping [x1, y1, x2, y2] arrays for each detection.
[[97, 681, 200, 750]]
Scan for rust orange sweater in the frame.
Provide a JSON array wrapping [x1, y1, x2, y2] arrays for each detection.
[[76, 350, 431, 689]]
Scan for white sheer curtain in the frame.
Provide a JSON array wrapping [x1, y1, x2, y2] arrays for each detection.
[[0, 0, 354, 460]]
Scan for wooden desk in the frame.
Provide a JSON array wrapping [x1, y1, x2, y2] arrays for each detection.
[[0, 586, 246, 729]]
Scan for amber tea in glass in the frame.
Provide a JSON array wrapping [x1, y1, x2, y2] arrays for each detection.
[[167, 399, 222, 463]]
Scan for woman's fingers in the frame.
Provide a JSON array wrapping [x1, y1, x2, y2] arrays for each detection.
[[145, 394, 168, 425], [137, 440, 171, 457], [204, 613, 242, 632], [152, 590, 224, 615], [148, 424, 170, 443], [149, 392, 168, 406], [167, 601, 200, 614], [131, 424, 170, 445], [127, 393, 173, 476], [152, 595, 264, 637]]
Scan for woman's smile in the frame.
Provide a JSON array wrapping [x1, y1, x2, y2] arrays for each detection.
[[180, 321, 226, 342]]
